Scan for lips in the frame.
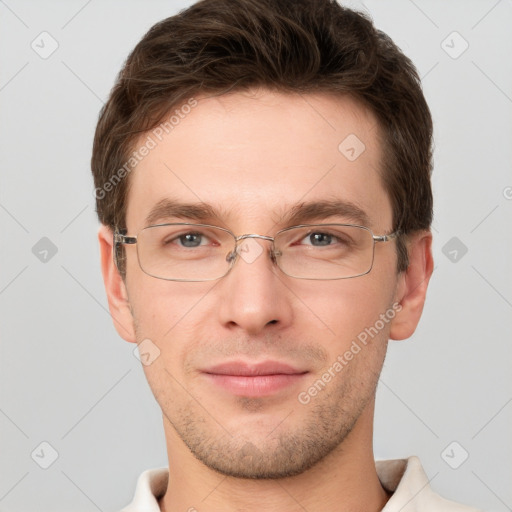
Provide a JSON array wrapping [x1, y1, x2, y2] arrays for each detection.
[[205, 361, 305, 376], [201, 360, 308, 397]]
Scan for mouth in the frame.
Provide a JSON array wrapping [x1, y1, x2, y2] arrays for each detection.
[[201, 360, 309, 397]]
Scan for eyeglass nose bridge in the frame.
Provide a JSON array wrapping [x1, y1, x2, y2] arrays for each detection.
[[225, 233, 280, 265]]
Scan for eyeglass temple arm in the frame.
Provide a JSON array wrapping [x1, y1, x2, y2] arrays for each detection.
[[114, 232, 137, 245], [113, 232, 138, 270], [373, 231, 400, 243]]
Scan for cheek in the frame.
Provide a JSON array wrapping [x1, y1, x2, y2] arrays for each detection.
[[127, 275, 217, 351], [291, 275, 395, 349]]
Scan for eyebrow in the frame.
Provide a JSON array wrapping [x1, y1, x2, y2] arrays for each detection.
[[144, 198, 371, 229], [284, 199, 370, 227], [145, 199, 227, 226]]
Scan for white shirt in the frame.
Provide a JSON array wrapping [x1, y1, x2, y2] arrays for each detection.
[[121, 456, 480, 511]]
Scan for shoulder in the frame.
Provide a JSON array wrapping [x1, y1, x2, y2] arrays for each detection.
[[377, 456, 481, 512], [120, 467, 169, 512]]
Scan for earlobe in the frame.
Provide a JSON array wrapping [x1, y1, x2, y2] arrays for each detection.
[[389, 231, 434, 341], [98, 224, 137, 343]]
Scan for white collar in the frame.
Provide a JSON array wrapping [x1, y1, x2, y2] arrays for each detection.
[[121, 456, 479, 511]]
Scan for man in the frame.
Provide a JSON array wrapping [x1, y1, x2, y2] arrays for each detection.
[[91, 0, 479, 510]]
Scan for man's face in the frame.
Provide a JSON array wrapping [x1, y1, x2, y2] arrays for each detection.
[[119, 90, 403, 478]]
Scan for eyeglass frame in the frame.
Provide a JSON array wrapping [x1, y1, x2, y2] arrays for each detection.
[[113, 222, 400, 281]]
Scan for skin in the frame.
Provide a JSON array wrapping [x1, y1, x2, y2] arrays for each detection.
[[99, 89, 433, 511]]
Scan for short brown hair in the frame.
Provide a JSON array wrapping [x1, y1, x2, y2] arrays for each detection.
[[91, 0, 433, 271]]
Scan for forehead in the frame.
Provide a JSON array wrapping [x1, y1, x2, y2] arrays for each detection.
[[125, 90, 392, 232]]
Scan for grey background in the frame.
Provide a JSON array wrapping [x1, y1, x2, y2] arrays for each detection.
[[1, 0, 511, 510]]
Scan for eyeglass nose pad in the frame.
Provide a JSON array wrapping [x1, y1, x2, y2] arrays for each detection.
[[270, 248, 281, 264], [225, 244, 279, 265], [226, 248, 238, 264]]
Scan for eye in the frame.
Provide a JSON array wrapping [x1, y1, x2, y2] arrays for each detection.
[[303, 232, 334, 247], [176, 232, 206, 248], [299, 231, 348, 247], [163, 230, 212, 248], [291, 227, 357, 250]]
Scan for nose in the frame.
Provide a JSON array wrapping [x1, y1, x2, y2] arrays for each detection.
[[216, 236, 294, 335]]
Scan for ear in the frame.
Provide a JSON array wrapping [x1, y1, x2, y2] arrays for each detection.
[[98, 224, 137, 343], [389, 231, 434, 341]]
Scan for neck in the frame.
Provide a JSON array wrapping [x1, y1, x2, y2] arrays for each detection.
[[159, 402, 391, 512]]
